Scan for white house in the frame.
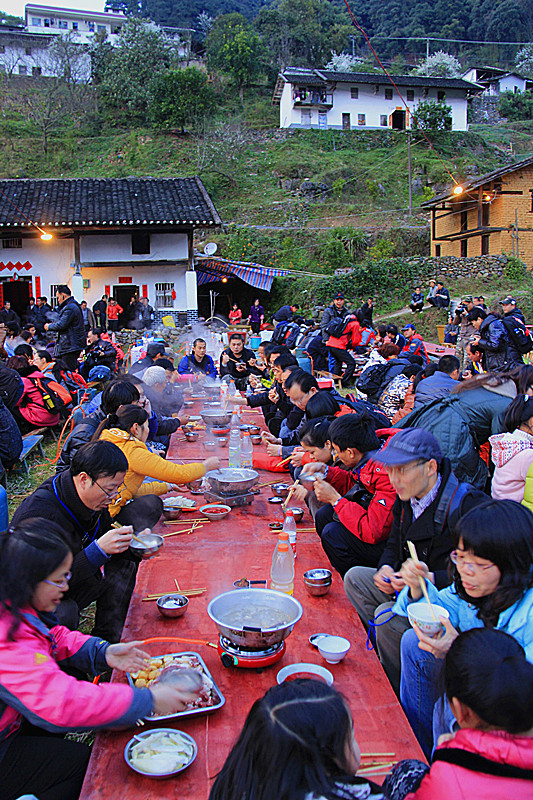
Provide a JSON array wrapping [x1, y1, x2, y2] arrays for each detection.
[[273, 68, 481, 131], [462, 66, 526, 96], [0, 177, 221, 326], [25, 3, 126, 44], [0, 27, 91, 78]]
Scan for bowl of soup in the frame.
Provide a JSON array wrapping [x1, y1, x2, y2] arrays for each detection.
[[276, 663, 334, 686]]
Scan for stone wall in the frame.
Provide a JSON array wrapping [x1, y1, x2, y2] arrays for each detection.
[[469, 95, 501, 125], [401, 253, 508, 281]]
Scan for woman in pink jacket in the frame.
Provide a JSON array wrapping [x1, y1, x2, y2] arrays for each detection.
[[0, 519, 199, 800], [383, 627, 533, 800], [7, 354, 60, 431]]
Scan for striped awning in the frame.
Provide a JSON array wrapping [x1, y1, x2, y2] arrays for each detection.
[[195, 256, 291, 291]]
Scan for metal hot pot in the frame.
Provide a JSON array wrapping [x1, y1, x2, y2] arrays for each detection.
[[205, 468, 259, 496], [207, 588, 303, 649]]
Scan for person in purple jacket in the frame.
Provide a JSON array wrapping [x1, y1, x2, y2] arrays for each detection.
[[247, 298, 264, 334]]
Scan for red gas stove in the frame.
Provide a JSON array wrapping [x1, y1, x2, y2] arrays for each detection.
[[217, 637, 286, 668]]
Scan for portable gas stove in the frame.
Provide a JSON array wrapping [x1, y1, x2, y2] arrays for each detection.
[[217, 637, 286, 668], [203, 489, 255, 507]]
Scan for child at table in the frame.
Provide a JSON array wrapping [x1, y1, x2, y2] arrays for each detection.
[[209, 679, 386, 800], [383, 627, 533, 799]]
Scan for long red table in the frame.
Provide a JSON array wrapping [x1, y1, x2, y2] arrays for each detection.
[[79, 405, 424, 799]]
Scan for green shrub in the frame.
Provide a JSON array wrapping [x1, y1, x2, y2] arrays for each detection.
[[503, 254, 527, 282]]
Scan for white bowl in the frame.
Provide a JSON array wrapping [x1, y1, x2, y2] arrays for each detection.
[[317, 635, 351, 664], [276, 662, 334, 686], [407, 602, 450, 636]]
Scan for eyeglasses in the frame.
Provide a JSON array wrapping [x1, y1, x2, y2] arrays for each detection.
[[450, 550, 497, 574], [93, 480, 120, 500], [384, 460, 425, 476], [43, 571, 72, 589]]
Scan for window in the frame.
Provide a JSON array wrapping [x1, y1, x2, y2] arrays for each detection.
[[482, 203, 490, 227], [32, 66, 41, 76], [44, 18, 50, 27], [460, 210, 468, 232], [58, 20, 67, 28], [342, 112, 350, 129], [385, 88, 393, 99], [25, 47, 32, 55], [18, 65, 27, 75], [437, 91, 445, 102], [132, 232, 150, 255], [423, 88, 429, 97], [358, 114, 366, 126], [481, 234, 489, 255], [50, 284, 61, 308], [407, 89, 414, 101], [460, 239, 468, 257], [380, 115, 388, 127], [350, 87, 358, 99], [435, 244, 441, 257], [2, 238, 22, 249], [32, 17, 41, 25], [97, 25, 106, 33], [88, 22, 95, 31], [155, 282, 174, 309], [72, 22, 78, 30]]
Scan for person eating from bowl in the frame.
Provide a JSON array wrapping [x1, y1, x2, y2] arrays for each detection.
[[0, 520, 200, 800], [219, 333, 260, 391]]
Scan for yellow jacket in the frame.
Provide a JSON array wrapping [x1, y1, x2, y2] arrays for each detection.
[[100, 428, 205, 516]]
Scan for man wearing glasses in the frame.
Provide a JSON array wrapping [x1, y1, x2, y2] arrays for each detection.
[[10, 440, 154, 643], [343, 428, 485, 695]]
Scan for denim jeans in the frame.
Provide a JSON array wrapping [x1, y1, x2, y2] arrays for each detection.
[[399, 628, 445, 758]]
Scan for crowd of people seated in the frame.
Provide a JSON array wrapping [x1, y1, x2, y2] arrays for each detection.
[[2, 283, 533, 799]]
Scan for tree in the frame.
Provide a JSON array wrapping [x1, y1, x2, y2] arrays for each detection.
[[148, 67, 215, 131], [412, 50, 462, 78], [412, 99, 452, 130], [516, 44, 533, 78], [256, 0, 340, 70], [325, 52, 364, 71], [206, 14, 263, 100], [196, 12, 214, 41]]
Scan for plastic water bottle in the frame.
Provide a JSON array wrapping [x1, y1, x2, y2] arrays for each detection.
[[270, 532, 294, 595], [220, 382, 228, 404], [228, 427, 241, 468], [241, 431, 252, 468], [230, 409, 240, 429], [229, 378, 236, 397], [283, 509, 297, 557]]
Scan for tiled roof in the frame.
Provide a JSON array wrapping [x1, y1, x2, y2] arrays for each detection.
[[422, 154, 533, 206], [280, 67, 480, 92], [0, 177, 222, 229]]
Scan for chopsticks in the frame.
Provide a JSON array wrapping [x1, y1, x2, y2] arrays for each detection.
[[141, 635, 217, 649], [275, 455, 293, 467], [163, 521, 205, 537], [282, 480, 300, 511], [407, 540, 437, 621], [111, 522, 143, 544], [142, 587, 206, 601], [357, 753, 398, 776]]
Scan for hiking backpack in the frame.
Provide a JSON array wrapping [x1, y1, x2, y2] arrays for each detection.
[[271, 322, 290, 345], [27, 375, 72, 414], [502, 315, 533, 354], [355, 362, 389, 402], [324, 315, 352, 338]]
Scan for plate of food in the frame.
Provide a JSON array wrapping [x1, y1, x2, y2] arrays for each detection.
[[128, 652, 225, 721], [163, 496, 197, 511], [124, 728, 197, 778]]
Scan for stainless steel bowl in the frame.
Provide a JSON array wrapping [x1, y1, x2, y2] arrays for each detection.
[[205, 468, 259, 495], [217, 437, 228, 447], [286, 506, 304, 523], [200, 410, 232, 426], [157, 594, 189, 618], [300, 468, 327, 484], [304, 580, 332, 597], [204, 440, 216, 450], [249, 425, 261, 434], [303, 568, 332, 585], [204, 384, 221, 398], [207, 588, 303, 648], [271, 483, 290, 498], [124, 728, 197, 778], [188, 478, 203, 491], [251, 435, 262, 445], [130, 533, 164, 560], [185, 432, 199, 442]]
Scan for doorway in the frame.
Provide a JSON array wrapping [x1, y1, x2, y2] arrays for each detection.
[[0, 277, 31, 322], [342, 113, 351, 130], [113, 284, 139, 328], [391, 110, 406, 130]]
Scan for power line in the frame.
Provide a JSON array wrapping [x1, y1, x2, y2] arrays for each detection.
[[372, 35, 529, 47]]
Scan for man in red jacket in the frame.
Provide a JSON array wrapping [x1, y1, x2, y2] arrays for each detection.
[[401, 323, 429, 365], [301, 414, 396, 576]]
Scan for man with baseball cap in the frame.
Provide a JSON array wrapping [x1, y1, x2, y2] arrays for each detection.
[[320, 292, 349, 343], [401, 323, 428, 365], [501, 295, 531, 368], [344, 427, 485, 694], [453, 295, 477, 371]]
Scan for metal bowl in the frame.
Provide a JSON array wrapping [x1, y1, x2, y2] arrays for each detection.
[[249, 425, 261, 434], [300, 468, 327, 485], [251, 435, 262, 445], [188, 478, 203, 491], [207, 588, 303, 648], [205, 468, 259, 495], [200, 410, 232, 426], [271, 483, 290, 498], [304, 568, 333, 585], [124, 728, 197, 778], [304, 580, 332, 597], [157, 594, 189, 618], [183, 399, 195, 408], [286, 506, 304, 523], [204, 384, 221, 398], [162, 508, 183, 521], [185, 432, 199, 442], [130, 533, 164, 560], [217, 436, 228, 447], [204, 440, 216, 450]]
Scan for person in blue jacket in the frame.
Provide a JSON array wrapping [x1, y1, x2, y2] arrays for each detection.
[[393, 498, 533, 758], [177, 338, 217, 378]]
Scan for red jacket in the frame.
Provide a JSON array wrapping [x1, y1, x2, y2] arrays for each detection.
[[406, 728, 533, 800], [106, 304, 123, 320], [325, 456, 396, 544], [402, 333, 428, 364], [327, 319, 362, 351], [0, 607, 152, 757]]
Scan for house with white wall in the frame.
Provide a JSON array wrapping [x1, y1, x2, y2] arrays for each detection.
[[273, 68, 481, 131], [25, 3, 126, 44], [462, 66, 526, 96], [0, 177, 221, 326]]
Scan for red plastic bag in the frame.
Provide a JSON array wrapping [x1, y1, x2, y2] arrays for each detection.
[[252, 452, 290, 472]]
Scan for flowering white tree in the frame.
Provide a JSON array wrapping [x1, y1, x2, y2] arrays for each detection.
[[324, 52, 365, 72], [413, 51, 462, 78], [516, 44, 533, 78]]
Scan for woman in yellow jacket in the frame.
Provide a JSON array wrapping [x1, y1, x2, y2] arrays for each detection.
[[94, 404, 219, 530]]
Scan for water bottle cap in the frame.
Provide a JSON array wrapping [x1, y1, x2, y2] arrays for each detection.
[[278, 542, 289, 552], [278, 532, 289, 541], [285, 509, 294, 516]]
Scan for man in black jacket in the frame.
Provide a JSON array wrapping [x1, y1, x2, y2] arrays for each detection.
[[320, 292, 350, 342], [128, 342, 166, 378], [0, 362, 23, 413], [93, 295, 108, 331], [0, 300, 20, 327], [80, 328, 117, 379], [219, 333, 261, 390], [344, 428, 485, 694], [44, 285, 86, 374], [10, 441, 143, 642], [501, 295, 530, 369]]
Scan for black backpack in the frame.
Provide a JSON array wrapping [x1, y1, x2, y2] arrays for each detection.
[[502, 315, 533, 354], [355, 362, 389, 402], [324, 315, 351, 338], [26, 375, 72, 414], [271, 322, 290, 345]]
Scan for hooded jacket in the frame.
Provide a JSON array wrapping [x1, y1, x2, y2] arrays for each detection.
[[405, 728, 533, 800], [46, 296, 86, 356], [503, 307, 529, 369], [490, 429, 533, 512], [477, 314, 509, 372], [16, 369, 60, 427], [0, 608, 151, 761], [402, 333, 429, 365], [99, 428, 205, 514]]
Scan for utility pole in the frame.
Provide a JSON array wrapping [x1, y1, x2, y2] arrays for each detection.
[[426, 37, 430, 58], [408, 130, 413, 216]]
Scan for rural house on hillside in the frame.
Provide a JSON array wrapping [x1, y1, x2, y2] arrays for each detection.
[[273, 68, 481, 131], [462, 66, 527, 96], [422, 156, 533, 263]]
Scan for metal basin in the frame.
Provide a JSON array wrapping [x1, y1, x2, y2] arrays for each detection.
[[207, 588, 303, 648], [200, 410, 232, 426], [205, 468, 259, 495]]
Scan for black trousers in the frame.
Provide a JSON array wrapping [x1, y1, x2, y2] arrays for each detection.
[[0, 732, 90, 800], [410, 302, 424, 313], [327, 346, 356, 387], [55, 350, 82, 374], [315, 504, 386, 577], [108, 319, 119, 331]]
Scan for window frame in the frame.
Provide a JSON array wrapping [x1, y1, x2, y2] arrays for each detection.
[[155, 282, 175, 309]]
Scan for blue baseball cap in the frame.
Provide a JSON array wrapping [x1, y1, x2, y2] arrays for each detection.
[[88, 365, 112, 382], [373, 428, 442, 466], [402, 323, 416, 332]]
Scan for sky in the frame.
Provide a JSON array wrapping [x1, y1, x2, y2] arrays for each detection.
[[2, 0, 106, 18]]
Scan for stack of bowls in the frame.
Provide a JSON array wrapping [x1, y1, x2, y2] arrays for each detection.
[[303, 568, 332, 597]]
